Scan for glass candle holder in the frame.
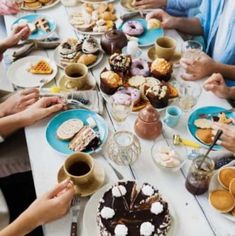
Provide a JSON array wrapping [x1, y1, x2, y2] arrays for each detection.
[[185, 156, 215, 195], [106, 131, 141, 166]]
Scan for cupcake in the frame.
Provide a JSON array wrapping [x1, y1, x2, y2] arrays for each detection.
[[100, 69, 123, 95], [151, 58, 172, 82], [109, 53, 132, 76], [145, 83, 169, 108]]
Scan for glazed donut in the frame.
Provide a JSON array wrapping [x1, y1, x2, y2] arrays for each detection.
[[111, 87, 141, 106], [122, 20, 144, 36], [131, 58, 150, 76]]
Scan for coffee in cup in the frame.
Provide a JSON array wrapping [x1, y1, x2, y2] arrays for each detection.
[[64, 63, 88, 89], [155, 36, 176, 61]]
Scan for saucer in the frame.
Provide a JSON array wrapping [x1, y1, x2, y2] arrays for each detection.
[[57, 162, 105, 197], [147, 46, 181, 64], [58, 73, 96, 92]]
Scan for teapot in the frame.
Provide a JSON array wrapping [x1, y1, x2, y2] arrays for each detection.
[[101, 24, 128, 55], [134, 104, 162, 140]]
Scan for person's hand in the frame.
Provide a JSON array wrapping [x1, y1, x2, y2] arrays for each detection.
[[0, 0, 20, 15], [180, 52, 216, 81], [212, 122, 235, 153], [20, 96, 65, 126], [203, 73, 232, 99], [0, 88, 39, 117], [22, 179, 75, 228], [146, 9, 176, 29], [134, 0, 167, 9]]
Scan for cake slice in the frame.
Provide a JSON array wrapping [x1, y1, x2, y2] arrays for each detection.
[[29, 59, 53, 74]]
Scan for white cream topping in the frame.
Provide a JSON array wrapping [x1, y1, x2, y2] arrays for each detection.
[[140, 222, 155, 236], [142, 184, 154, 196], [114, 224, 128, 236], [112, 185, 127, 197], [100, 207, 115, 219], [150, 202, 164, 215]]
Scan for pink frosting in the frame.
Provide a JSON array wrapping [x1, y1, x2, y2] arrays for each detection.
[[131, 58, 149, 76], [123, 21, 144, 36]]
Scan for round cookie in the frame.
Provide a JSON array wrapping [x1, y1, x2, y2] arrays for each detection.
[[218, 167, 235, 189]]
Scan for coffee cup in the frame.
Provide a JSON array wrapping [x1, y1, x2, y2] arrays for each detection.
[[64, 63, 88, 89], [155, 36, 176, 61], [64, 152, 95, 185], [163, 106, 182, 128]]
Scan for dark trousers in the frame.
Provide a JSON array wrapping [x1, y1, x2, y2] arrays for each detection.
[[0, 171, 43, 236]]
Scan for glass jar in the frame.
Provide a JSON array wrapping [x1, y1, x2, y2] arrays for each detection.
[[106, 131, 141, 166], [185, 156, 215, 195]]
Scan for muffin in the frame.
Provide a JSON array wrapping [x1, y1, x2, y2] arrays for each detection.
[[100, 69, 123, 95], [151, 58, 173, 82], [109, 53, 132, 76], [145, 83, 169, 109]]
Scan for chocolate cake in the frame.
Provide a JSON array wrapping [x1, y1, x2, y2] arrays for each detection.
[[97, 181, 171, 236]]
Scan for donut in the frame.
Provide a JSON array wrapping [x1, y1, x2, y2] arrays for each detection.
[[122, 20, 144, 36], [111, 87, 141, 106], [131, 58, 150, 76]]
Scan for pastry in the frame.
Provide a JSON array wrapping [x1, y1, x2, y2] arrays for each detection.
[[69, 126, 101, 152], [35, 17, 51, 32], [128, 76, 146, 89], [145, 83, 169, 109], [195, 128, 213, 145], [82, 36, 99, 54], [23, 1, 42, 9], [218, 167, 235, 189], [29, 59, 53, 74], [77, 54, 97, 66], [38, 0, 51, 3], [130, 58, 150, 77], [109, 53, 132, 76], [97, 181, 171, 236], [229, 178, 235, 197], [122, 20, 144, 36], [57, 119, 84, 141], [151, 58, 173, 82], [218, 112, 232, 124], [194, 118, 213, 129], [100, 70, 123, 95], [166, 83, 178, 99], [147, 19, 161, 30], [209, 190, 235, 213]]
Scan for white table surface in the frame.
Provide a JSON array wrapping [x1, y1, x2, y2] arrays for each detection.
[[2, 1, 235, 236]]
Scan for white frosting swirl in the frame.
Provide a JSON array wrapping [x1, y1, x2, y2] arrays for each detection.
[[142, 184, 154, 196], [100, 207, 115, 219], [150, 202, 164, 215], [140, 222, 155, 236], [114, 224, 128, 236], [112, 185, 127, 197]]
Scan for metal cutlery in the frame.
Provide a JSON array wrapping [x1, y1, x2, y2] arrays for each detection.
[[70, 196, 80, 236]]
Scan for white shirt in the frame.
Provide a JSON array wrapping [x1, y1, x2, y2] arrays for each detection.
[[213, 0, 235, 59]]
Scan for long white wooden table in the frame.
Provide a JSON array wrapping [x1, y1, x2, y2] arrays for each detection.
[[2, 2, 235, 235]]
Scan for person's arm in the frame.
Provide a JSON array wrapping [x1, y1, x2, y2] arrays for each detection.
[[213, 63, 235, 81], [167, 0, 201, 12]]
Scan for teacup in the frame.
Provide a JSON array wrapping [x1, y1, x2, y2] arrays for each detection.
[[163, 106, 182, 128], [64, 63, 88, 89], [155, 36, 176, 61], [64, 152, 95, 186]]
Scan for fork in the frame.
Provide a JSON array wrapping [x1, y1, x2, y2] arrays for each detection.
[[70, 196, 80, 236]]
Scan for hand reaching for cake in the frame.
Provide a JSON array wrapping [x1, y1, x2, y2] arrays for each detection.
[[0, 0, 20, 15]]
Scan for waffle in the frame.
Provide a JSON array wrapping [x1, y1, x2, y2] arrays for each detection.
[[29, 60, 53, 74]]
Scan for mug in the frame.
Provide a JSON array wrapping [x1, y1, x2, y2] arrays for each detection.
[[64, 63, 88, 89], [155, 36, 176, 61], [64, 152, 95, 185], [163, 106, 182, 128]]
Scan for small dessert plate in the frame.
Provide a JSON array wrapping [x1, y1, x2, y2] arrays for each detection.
[[21, 0, 60, 11], [7, 56, 57, 88], [58, 73, 96, 92], [57, 162, 105, 197], [147, 46, 181, 64], [12, 14, 56, 40], [208, 160, 235, 222]]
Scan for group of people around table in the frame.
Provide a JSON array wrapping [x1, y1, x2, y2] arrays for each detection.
[[0, 0, 235, 235]]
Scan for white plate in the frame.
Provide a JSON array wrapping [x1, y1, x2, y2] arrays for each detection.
[[53, 46, 104, 70], [7, 56, 57, 88], [21, 0, 60, 11], [80, 0, 116, 3], [83, 181, 177, 236], [208, 160, 235, 222]]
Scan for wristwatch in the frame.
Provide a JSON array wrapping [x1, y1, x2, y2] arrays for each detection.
[[0, 135, 4, 143]]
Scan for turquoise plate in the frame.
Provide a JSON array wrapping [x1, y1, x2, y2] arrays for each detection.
[[46, 109, 108, 155], [119, 18, 164, 47], [12, 14, 56, 40], [188, 106, 235, 150]]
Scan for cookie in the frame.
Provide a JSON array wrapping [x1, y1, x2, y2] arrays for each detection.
[[195, 128, 213, 145], [229, 178, 235, 197], [57, 119, 84, 140], [194, 118, 212, 129], [218, 167, 235, 189]]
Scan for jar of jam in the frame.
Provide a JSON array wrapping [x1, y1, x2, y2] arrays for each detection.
[[185, 156, 215, 195]]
